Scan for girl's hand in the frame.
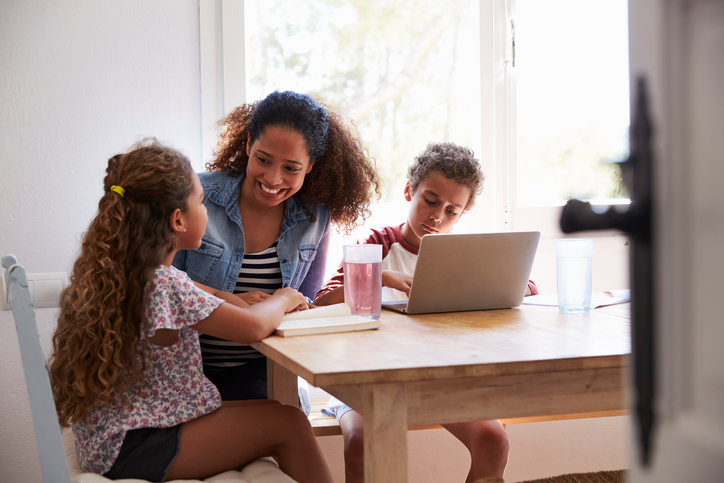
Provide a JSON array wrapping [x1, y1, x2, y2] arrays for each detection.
[[237, 291, 272, 305], [382, 270, 413, 296], [272, 287, 307, 312]]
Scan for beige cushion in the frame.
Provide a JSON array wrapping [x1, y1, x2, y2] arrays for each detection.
[[62, 428, 297, 483]]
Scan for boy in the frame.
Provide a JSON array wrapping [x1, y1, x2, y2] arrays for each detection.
[[315, 142, 538, 483]]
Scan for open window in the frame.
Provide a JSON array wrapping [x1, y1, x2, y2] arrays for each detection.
[[200, 0, 630, 291]]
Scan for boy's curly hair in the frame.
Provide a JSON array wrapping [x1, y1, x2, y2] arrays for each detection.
[[210, 91, 380, 233], [50, 140, 195, 426], [407, 142, 485, 211]]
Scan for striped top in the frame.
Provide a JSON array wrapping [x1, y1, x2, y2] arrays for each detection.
[[200, 242, 283, 368]]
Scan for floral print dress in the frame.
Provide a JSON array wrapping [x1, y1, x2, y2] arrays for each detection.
[[73, 265, 224, 474]]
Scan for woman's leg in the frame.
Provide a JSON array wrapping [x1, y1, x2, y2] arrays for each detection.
[[166, 400, 333, 483], [442, 419, 509, 483], [338, 410, 365, 483]]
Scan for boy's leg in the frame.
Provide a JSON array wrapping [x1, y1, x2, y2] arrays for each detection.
[[442, 420, 509, 483], [339, 409, 365, 483], [167, 400, 333, 483]]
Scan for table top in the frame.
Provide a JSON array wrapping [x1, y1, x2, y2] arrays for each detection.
[[252, 303, 630, 388]]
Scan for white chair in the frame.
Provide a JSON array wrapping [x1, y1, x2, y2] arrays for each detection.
[[2, 255, 296, 483]]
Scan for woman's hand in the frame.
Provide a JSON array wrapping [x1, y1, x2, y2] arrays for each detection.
[[272, 287, 308, 313], [237, 291, 272, 305], [287, 300, 316, 312], [382, 270, 413, 296]]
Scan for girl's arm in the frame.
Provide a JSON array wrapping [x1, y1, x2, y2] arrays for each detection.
[[148, 329, 181, 347], [149, 283, 275, 347], [236, 291, 271, 305], [190, 287, 306, 343], [193, 281, 251, 308]]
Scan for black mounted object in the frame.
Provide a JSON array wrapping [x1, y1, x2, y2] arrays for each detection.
[[559, 77, 656, 466]]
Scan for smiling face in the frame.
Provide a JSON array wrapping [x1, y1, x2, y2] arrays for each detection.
[[400, 171, 471, 249], [242, 125, 313, 209]]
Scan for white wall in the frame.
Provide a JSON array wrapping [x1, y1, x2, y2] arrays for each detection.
[[0, 1, 627, 482], [0, 1, 202, 481]]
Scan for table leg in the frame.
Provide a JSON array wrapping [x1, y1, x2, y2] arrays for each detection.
[[266, 358, 298, 406], [363, 383, 408, 483]]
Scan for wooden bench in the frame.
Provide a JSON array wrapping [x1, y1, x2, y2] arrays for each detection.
[[307, 398, 627, 437]]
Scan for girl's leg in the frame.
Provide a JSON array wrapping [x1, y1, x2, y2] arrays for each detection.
[[338, 410, 365, 483], [166, 400, 333, 483], [442, 420, 509, 483]]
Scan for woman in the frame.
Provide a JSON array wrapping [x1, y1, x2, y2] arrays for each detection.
[[173, 91, 379, 401]]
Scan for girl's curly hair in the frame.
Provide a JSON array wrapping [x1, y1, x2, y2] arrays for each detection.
[[50, 139, 195, 427], [408, 142, 485, 211], [210, 91, 380, 233]]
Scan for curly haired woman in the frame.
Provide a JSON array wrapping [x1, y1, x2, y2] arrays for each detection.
[[173, 90, 380, 401]]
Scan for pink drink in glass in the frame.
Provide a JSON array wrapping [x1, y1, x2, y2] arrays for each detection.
[[344, 261, 382, 319]]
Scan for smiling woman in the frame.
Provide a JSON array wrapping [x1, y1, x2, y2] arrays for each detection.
[[172, 90, 380, 403], [243, 127, 313, 215]]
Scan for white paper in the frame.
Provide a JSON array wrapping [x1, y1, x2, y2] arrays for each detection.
[[522, 289, 630, 308], [281, 303, 352, 321]]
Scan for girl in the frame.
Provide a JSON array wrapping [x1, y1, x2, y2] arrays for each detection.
[[173, 90, 380, 401], [49, 140, 334, 482]]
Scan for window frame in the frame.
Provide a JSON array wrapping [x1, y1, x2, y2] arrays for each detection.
[[199, 0, 629, 294]]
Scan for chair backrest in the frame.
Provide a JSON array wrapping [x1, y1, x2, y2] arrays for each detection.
[[3, 255, 71, 483]]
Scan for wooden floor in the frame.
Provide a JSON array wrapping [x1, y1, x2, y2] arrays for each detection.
[[518, 470, 627, 483]]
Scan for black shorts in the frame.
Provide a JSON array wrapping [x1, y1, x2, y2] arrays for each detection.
[[103, 425, 182, 482]]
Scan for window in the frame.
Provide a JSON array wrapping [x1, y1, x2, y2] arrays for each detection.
[[244, 0, 482, 231], [201, 0, 631, 290], [514, 0, 630, 207]]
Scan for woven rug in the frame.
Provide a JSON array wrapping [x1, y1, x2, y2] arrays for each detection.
[[517, 469, 627, 483]]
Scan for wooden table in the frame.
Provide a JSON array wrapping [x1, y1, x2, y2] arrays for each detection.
[[251, 304, 630, 483]]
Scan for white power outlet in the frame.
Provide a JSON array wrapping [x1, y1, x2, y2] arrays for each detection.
[[1, 272, 68, 310]]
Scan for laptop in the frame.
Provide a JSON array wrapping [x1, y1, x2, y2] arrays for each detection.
[[381, 231, 540, 314]]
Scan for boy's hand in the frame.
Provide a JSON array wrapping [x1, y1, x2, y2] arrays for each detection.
[[237, 291, 272, 305], [272, 287, 308, 312], [382, 270, 413, 296]]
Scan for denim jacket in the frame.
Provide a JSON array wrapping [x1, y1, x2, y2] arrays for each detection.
[[172, 170, 330, 301]]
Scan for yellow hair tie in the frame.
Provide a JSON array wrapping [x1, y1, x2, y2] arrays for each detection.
[[110, 185, 125, 198]]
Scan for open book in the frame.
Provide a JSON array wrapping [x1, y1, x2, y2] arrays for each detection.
[[274, 303, 380, 337]]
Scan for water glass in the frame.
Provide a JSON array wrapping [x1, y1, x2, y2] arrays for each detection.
[[556, 238, 593, 314], [343, 244, 382, 319]]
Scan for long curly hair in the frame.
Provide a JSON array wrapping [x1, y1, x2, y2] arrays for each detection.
[[408, 142, 485, 211], [210, 91, 380, 233], [50, 140, 196, 426]]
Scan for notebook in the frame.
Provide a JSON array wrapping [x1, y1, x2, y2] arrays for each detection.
[[274, 303, 379, 337], [381, 231, 540, 314]]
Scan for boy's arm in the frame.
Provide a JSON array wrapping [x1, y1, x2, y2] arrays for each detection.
[[313, 260, 344, 305], [314, 286, 345, 306], [314, 226, 397, 305], [382, 270, 413, 297]]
